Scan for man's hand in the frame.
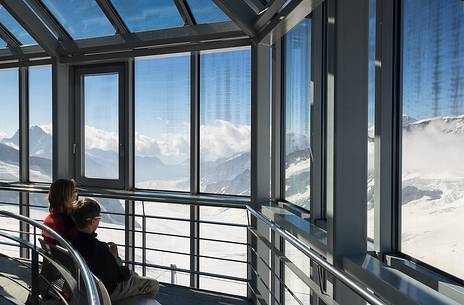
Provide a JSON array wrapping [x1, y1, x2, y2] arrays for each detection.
[[107, 242, 118, 257]]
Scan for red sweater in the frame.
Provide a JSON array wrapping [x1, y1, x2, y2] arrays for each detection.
[[42, 212, 79, 243]]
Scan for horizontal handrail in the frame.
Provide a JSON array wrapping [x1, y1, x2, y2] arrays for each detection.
[[247, 206, 388, 305], [0, 210, 101, 305], [0, 182, 250, 208]]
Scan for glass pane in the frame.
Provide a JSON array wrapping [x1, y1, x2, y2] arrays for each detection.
[[199, 206, 247, 296], [0, 38, 6, 48], [135, 55, 190, 191], [285, 242, 311, 305], [199, 48, 251, 195], [367, 0, 376, 241], [134, 201, 190, 284], [0, 5, 36, 45], [187, 0, 229, 23], [91, 197, 126, 260], [0, 69, 19, 181], [112, 0, 183, 32], [29, 66, 52, 183], [84, 73, 119, 179], [402, 0, 464, 278], [42, 0, 114, 39], [0, 191, 20, 258], [284, 19, 311, 210]]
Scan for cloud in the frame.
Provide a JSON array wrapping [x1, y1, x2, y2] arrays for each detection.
[[85, 125, 119, 152], [84, 120, 251, 164], [403, 118, 464, 178], [200, 120, 250, 161]]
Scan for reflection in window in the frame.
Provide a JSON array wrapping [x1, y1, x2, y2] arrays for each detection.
[[29, 66, 52, 183], [199, 49, 251, 195], [135, 55, 190, 192], [0, 69, 19, 181], [284, 19, 311, 210], [367, 0, 376, 241], [83, 74, 119, 179], [111, 0, 183, 32], [42, 0, 114, 39], [0, 38, 6, 48], [187, 0, 229, 24], [402, 0, 464, 278], [0, 5, 36, 45]]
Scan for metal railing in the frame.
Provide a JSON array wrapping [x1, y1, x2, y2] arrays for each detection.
[[247, 206, 388, 305], [0, 209, 101, 305], [0, 186, 250, 298]]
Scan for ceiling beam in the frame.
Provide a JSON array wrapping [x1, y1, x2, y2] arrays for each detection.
[[254, 0, 289, 30], [243, 0, 266, 14], [59, 38, 251, 64], [0, 0, 61, 57], [0, 22, 21, 53], [174, 0, 196, 26], [61, 21, 246, 56], [212, 0, 257, 37], [95, 0, 129, 35], [24, 0, 72, 41], [256, 0, 323, 43], [0, 44, 48, 62]]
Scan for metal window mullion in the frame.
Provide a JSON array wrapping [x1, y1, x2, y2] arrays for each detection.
[[280, 36, 287, 200], [311, 5, 326, 224], [125, 58, 136, 268], [374, 0, 403, 256], [190, 51, 201, 289], [271, 40, 283, 201], [19, 67, 30, 259]]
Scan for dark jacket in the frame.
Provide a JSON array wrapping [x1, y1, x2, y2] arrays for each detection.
[[42, 213, 79, 243], [72, 231, 130, 294]]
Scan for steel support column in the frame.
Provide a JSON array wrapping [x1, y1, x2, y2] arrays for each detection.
[[19, 67, 30, 259], [250, 43, 271, 304], [52, 62, 72, 179], [325, 0, 369, 304]]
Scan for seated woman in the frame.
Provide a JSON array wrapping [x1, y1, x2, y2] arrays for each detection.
[[41, 179, 79, 243]]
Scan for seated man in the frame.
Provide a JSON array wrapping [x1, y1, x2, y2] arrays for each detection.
[[72, 198, 159, 301]]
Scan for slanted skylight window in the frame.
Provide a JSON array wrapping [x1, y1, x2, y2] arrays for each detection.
[[41, 0, 115, 39], [0, 5, 36, 45], [187, 0, 230, 24], [111, 0, 184, 32]]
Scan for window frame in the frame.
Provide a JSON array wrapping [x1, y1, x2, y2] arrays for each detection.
[[74, 63, 126, 188], [277, 12, 326, 223]]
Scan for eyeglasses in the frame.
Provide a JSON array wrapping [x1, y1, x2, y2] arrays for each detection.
[[85, 215, 101, 221]]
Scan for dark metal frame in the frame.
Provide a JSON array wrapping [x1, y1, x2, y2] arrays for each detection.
[[74, 64, 127, 189]]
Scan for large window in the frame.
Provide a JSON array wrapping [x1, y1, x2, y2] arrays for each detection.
[[401, 0, 464, 278], [284, 19, 311, 210], [29, 66, 52, 183], [135, 55, 190, 192], [199, 48, 251, 196], [75, 65, 124, 186], [0, 69, 19, 182]]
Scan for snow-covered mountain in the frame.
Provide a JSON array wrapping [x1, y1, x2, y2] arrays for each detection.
[[368, 115, 464, 278]]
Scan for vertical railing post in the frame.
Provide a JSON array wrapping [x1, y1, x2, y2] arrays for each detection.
[[30, 227, 39, 305]]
